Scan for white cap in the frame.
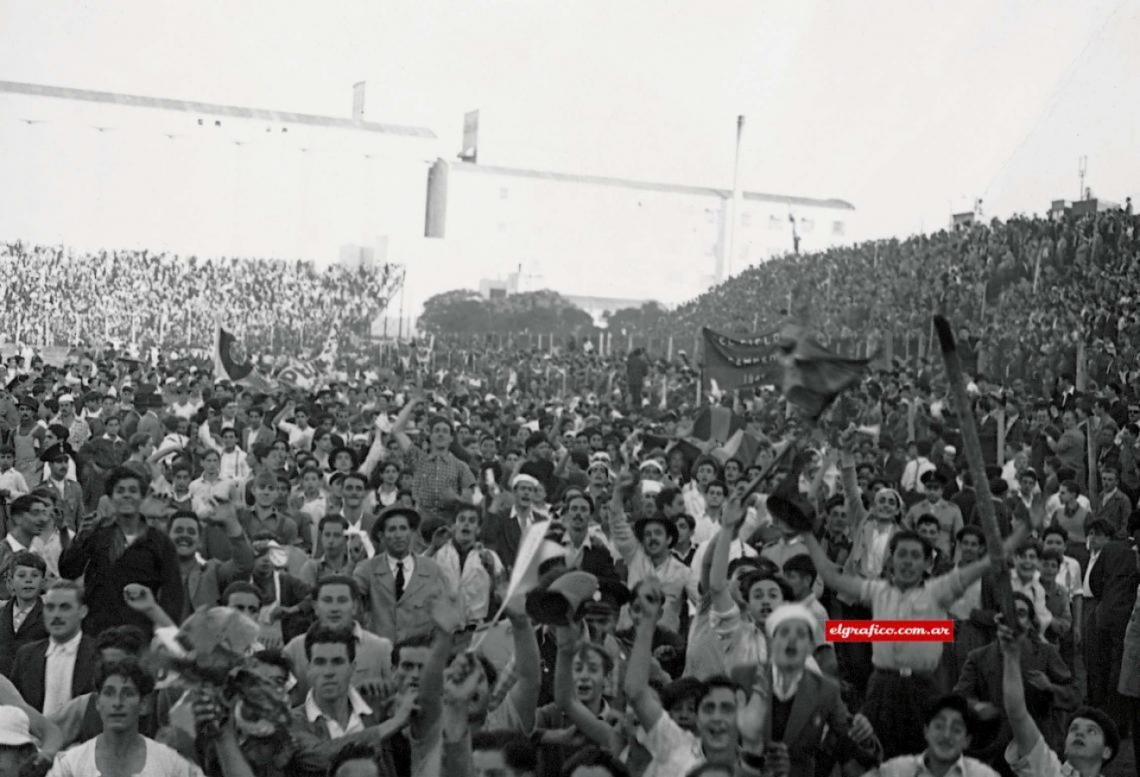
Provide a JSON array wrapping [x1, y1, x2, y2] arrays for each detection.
[[510, 473, 540, 490], [0, 707, 35, 747], [57, 393, 75, 404], [765, 602, 821, 644], [638, 459, 664, 473]]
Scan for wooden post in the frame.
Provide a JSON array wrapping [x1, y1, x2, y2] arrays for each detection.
[[1087, 420, 1098, 510], [1075, 339, 1088, 391], [934, 316, 1017, 627], [997, 411, 1006, 468], [667, 335, 674, 362]]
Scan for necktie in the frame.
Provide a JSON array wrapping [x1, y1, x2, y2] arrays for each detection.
[[395, 560, 406, 600]]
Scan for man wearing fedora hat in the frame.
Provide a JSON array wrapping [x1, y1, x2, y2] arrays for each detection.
[[355, 506, 447, 644], [610, 483, 688, 634]]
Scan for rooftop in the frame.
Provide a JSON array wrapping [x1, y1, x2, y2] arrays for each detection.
[[0, 80, 436, 139], [451, 161, 854, 210]]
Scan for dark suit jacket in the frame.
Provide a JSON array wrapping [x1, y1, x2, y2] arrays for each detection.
[[481, 509, 523, 569], [481, 510, 551, 571], [1090, 541, 1140, 632], [730, 665, 881, 777], [954, 639, 1078, 760], [0, 598, 47, 677], [11, 634, 99, 711], [243, 424, 276, 455]]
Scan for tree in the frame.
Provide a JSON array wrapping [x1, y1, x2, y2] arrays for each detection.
[[418, 288, 594, 337], [419, 289, 491, 335], [605, 301, 667, 334]]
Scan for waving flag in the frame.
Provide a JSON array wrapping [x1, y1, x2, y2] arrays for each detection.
[[213, 326, 275, 390], [780, 331, 876, 419]]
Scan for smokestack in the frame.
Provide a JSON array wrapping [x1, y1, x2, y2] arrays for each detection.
[[352, 82, 366, 122]]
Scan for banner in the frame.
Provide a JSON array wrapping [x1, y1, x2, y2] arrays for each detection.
[[701, 327, 782, 392], [213, 326, 275, 390]]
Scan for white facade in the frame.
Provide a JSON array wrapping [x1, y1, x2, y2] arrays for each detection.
[[0, 81, 437, 265], [423, 160, 855, 305]]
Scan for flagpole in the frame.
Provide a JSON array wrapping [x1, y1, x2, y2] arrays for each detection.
[[724, 115, 745, 281]]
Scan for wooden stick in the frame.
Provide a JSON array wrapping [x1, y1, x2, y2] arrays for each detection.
[[933, 316, 1017, 627]]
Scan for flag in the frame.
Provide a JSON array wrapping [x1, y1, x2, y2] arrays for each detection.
[[277, 359, 320, 390], [213, 326, 274, 390], [780, 333, 876, 419], [701, 327, 782, 393], [471, 522, 566, 655], [709, 429, 763, 466], [676, 405, 745, 446]]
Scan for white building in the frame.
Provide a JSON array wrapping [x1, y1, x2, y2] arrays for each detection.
[[0, 80, 436, 265], [422, 159, 855, 306]]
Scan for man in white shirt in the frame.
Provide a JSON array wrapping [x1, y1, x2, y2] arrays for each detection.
[[1040, 527, 1082, 600], [1009, 542, 1052, 635], [899, 440, 936, 494], [0, 445, 30, 504], [169, 384, 202, 420], [277, 403, 315, 452], [682, 456, 719, 538], [11, 580, 96, 716], [198, 424, 250, 482]]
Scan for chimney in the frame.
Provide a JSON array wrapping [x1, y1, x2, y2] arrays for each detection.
[[352, 82, 366, 122]]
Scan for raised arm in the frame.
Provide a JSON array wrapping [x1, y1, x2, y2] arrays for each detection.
[[198, 421, 222, 454], [608, 471, 640, 562], [623, 580, 665, 733], [390, 394, 421, 452], [709, 497, 747, 611], [802, 532, 865, 603], [503, 596, 541, 734], [998, 619, 1045, 760], [357, 425, 386, 479], [411, 593, 463, 741]]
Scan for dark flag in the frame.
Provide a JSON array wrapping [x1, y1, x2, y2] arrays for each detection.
[[700, 327, 782, 393], [213, 326, 275, 390], [779, 331, 876, 419]]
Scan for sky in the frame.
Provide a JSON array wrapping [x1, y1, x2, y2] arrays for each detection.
[[3, 1, 1139, 243]]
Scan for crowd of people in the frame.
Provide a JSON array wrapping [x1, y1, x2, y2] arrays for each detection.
[[0, 242, 393, 356], [0, 201, 1132, 777]]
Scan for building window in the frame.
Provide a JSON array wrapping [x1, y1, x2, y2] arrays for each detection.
[[832, 220, 845, 236], [499, 187, 509, 200], [769, 215, 783, 230], [741, 213, 752, 228]]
